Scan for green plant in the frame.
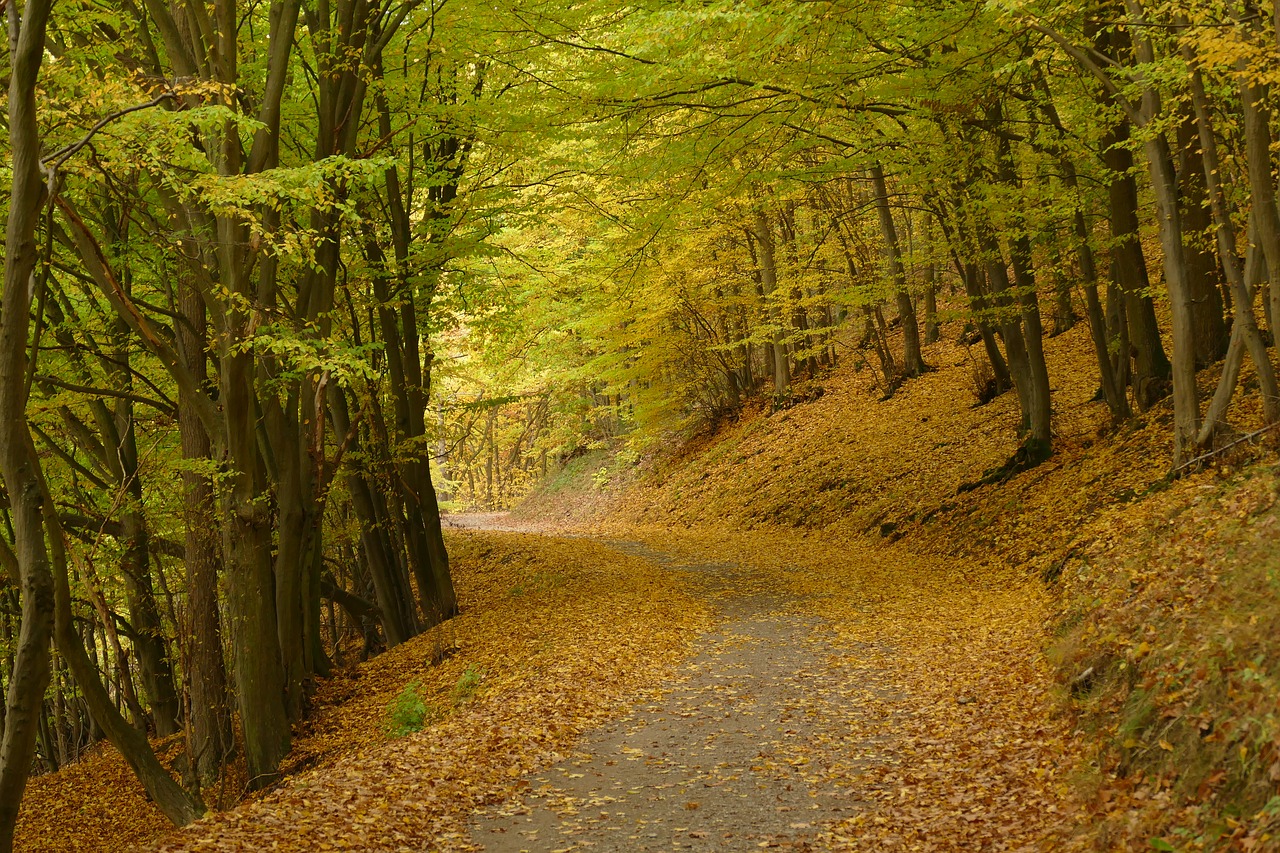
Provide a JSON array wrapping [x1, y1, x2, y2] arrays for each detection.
[[591, 466, 611, 489], [453, 665, 486, 705], [384, 680, 436, 737]]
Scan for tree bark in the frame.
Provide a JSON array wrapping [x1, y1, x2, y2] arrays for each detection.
[[1095, 23, 1174, 410], [992, 126, 1053, 457], [174, 267, 234, 788], [1183, 49, 1280, 427], [0, 0, 59, 844], [45, 499, 203, 826], [1176, 109, 1229, 366], [749, 209, 792, 399], [1239, 76, 1280, 346], [871, 164, 927, 377], [1125, 0, 1201, 463]]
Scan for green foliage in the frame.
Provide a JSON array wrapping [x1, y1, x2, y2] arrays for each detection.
[[452, 666, 486, 705], [383, 681, 438, 738]]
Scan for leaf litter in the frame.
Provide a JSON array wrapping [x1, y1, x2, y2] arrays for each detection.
[[25, 321, 1280, 851]]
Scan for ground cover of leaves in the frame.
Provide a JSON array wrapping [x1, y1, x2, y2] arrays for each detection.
[[1048, 461, 1280, 850], [541, 319, 1279, 850], [16, 533, 710, 852], [23, 320, 1280, 852], [616, 530, 1086, 851]]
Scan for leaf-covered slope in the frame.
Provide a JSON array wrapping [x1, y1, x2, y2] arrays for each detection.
[[523, 318, 1280, 849], [17, 534, 709, 852]]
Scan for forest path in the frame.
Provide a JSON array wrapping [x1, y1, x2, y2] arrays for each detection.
[[467, 532, 1081, 852], [470, 540, 870, 851]]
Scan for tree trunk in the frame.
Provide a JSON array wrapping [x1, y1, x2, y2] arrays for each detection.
[[1125, 0, 1200, 463], [45, 502, 203, 826], [175, 270, 234, 789], [220, 250, 291, 787], [1102, 118, 1173, 409], [749, 209, 792, 399], [993, 127, 1053, 457], [0, 0, 59, 844], [1183, 50, 1280, 428], [923, 260, 940, 344], [1176, 109, 1229, 366], [871, 164, 927, 376], [1095, 23, 1174, 410], [979, 227, 1037, 438], [1239, 77, 1280, 347]]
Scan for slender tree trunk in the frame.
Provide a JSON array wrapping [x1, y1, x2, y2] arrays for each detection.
[[750, 209, 792, 399], [933, 205, 1013, 393], [979, 227, 1036, 437], [328, 387, 418, 645], [1239, 76, 1280, 345], [871, 164, 927, 376], [1126, 0, 1200, 462], [1183, 51, 1280, 427], [923, 260, 940, 344], [993, 127, 1053, 457], [107, 300, 180, 736], [45, 501, 203, 825]]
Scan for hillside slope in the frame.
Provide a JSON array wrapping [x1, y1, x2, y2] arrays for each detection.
[[518, 322, 1280, 850]]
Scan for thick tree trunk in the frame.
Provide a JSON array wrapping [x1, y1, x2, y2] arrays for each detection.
[[220, 231, 291, 787], [175, 274, 234, 788], [1095, 23, 1174, 410], [0, 0, 58, 845], [1102, 118, 1173, 409], [1176, 110, 1229, 366]]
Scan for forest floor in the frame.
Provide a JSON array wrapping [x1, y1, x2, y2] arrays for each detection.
[[23, 525, 1080, 853], [22, 322, 1280, 851], [470, 531, 1080, 852]]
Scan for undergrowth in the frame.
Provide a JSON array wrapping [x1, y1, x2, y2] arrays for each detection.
[[384, 681, 437, 737], [1052, 460, 1280, 850]]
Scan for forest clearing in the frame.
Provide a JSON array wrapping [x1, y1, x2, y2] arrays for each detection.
[[5, 0, 1280, 851]]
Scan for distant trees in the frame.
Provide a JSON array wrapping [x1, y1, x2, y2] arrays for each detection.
[[458, 0, 1280, 473]]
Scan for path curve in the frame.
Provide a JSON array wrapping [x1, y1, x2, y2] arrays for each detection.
[[470, 540, 881, 852]]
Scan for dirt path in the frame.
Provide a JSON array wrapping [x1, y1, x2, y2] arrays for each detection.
[[467, 531, 1080, 852], [470, 540, 886, 852]]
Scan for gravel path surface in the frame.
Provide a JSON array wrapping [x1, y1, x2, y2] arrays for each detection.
[[469, 540, 886, 852]]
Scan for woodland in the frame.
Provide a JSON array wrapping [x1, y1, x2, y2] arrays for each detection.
[[3, 0, 1280, 850]]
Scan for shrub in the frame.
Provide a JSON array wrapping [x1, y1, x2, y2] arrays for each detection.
[[453, 665, 485, 705], [384, 680, 436, 737]]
